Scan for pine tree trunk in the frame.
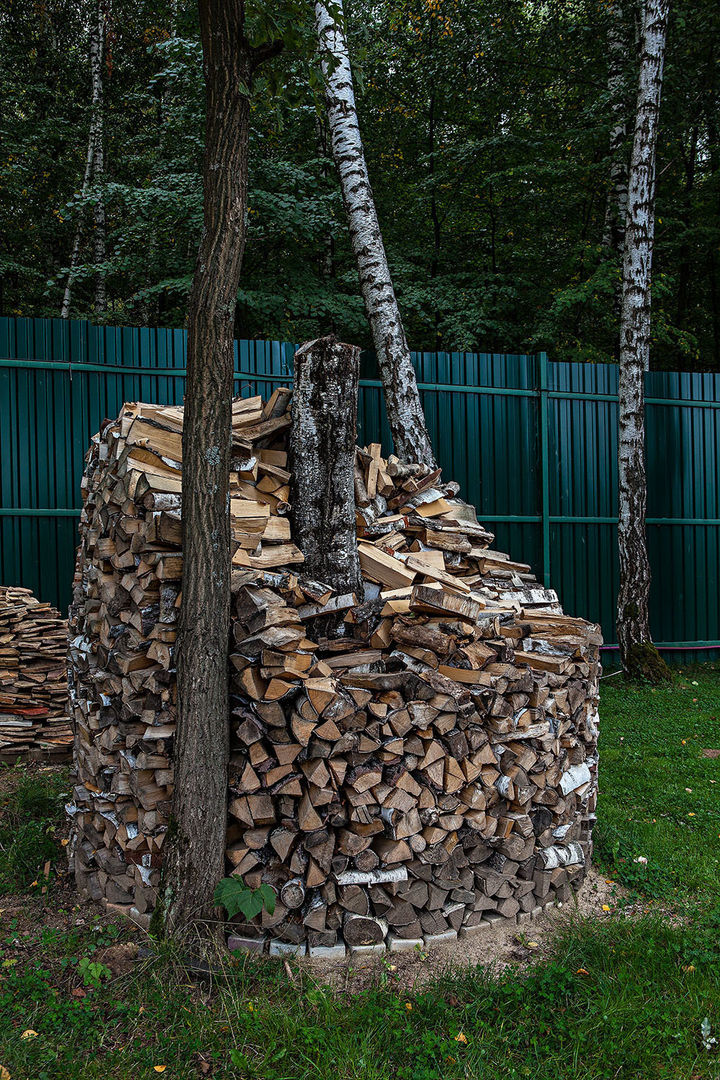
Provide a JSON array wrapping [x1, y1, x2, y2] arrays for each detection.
[[61, 0, 105, 319], [289, 337, 362, 597], [160, 0, 256, 936], [616, 0, 670, 682], [314, 0, 435, 467]]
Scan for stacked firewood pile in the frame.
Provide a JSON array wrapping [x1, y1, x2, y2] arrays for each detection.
[[68, 395, 601, 954], [0, 586, 71, 761]]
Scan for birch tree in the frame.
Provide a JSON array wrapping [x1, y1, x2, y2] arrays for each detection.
[[616, 0, 671, 680], [314, 0, 436, 467], [602, 0, 631, 258], [61, 0, 108, 318]]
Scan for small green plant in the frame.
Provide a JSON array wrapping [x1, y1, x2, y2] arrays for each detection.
[[76, 957, 111, 988], [214, 876, 276, 920]]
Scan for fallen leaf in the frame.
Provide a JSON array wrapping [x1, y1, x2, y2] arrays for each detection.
[[527, 941, 539, 949], [153, 1069, 167, 1074], [602, 904, 610, 912], [405, 1002, 412, 1011], [682, 964, 696, 973], [454, 1032, 468, 1045], [576, 968, 590, 975], [0, 1065, 10, 1080], [61, 838, 70, 847], [20, 1030, 38, 1040]]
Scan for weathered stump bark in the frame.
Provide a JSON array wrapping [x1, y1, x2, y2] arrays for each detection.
[[290, 337, 362, 598]]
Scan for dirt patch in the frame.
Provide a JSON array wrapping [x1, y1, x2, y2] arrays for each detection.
[[97, 941, 140, 976], [302, 866, 626, 992]]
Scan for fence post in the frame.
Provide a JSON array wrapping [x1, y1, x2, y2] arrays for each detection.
[[538, 352, 551, 588]]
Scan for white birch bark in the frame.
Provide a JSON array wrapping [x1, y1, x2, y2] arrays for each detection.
[[602, 0, 630, 254], [61, 0, 106, 319], [92, 1, 107, 316], [314, 0, 436, 466], [616, 0, 670, 677]]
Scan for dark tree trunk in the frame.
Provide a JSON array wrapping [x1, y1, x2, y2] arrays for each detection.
[[160, 0, 281, 936], [289, 336, 362, 597], [616, 0, 671, 682]]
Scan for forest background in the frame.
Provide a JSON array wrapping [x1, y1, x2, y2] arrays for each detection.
[[1, 0, 719, 371]]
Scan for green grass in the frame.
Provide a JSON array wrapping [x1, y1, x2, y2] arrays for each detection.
[[0, 765, 69, 893], [1, 673, 720, 1079], [596, 668, 720, 902]]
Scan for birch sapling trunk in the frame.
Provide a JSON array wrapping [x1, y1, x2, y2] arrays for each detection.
[[314, 0, 435, 467], [61, 0, 105, 319], [289, 337, 362, 598], [160, 1, 281, 936], [616, 0, 671, 681]]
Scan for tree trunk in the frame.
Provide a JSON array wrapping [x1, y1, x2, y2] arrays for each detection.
[[616, 0, 671, 682], [289, 336, 362, 597], [602, 0, 631, 256], [314, 0, 435, 467], [675, 126, 698, 329], [92, 2, 108, 316], [160, 1, 280, 936], [61, 0, 105, 319]]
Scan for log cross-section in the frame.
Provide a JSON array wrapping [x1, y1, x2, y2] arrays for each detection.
[[290, 336, 362, 597]]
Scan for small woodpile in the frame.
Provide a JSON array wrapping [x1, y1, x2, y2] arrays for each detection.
[[68, 394, 601, 954], [0, 586, 71, 761]]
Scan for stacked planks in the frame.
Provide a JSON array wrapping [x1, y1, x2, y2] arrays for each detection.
[[68, 404, 601, 954], [0, 586, 70, 761]]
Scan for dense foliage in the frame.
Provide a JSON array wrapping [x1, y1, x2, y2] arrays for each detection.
[[1, 0, 719, 369]]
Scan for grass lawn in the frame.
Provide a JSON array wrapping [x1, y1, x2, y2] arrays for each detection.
[[1, 669, 719, 1080]]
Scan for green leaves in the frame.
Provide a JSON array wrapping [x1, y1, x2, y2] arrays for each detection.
[[214, 877, 276, 921]]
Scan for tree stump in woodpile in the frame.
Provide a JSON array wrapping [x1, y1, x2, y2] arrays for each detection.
[[67, 374, 601, 952], [290, 336, 362, 599]]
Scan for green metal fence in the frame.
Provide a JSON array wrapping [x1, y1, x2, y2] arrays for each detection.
[[1, 315, 719, 660]]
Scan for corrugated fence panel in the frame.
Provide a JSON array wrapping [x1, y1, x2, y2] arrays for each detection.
[[1, 316, 719, 661]]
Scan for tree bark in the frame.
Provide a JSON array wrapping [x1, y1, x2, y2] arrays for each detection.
[[160, 1, 280, 936], [602, 0, 631, 256], [61, 0, 105, 319], [92, 1, 108, 316], [314, 0, 436, 467], [290, 336, 362, 597], [616, 0, 671, 682]]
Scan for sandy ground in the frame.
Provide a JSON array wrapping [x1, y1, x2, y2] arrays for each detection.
[[302, 866, 625, 992]]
